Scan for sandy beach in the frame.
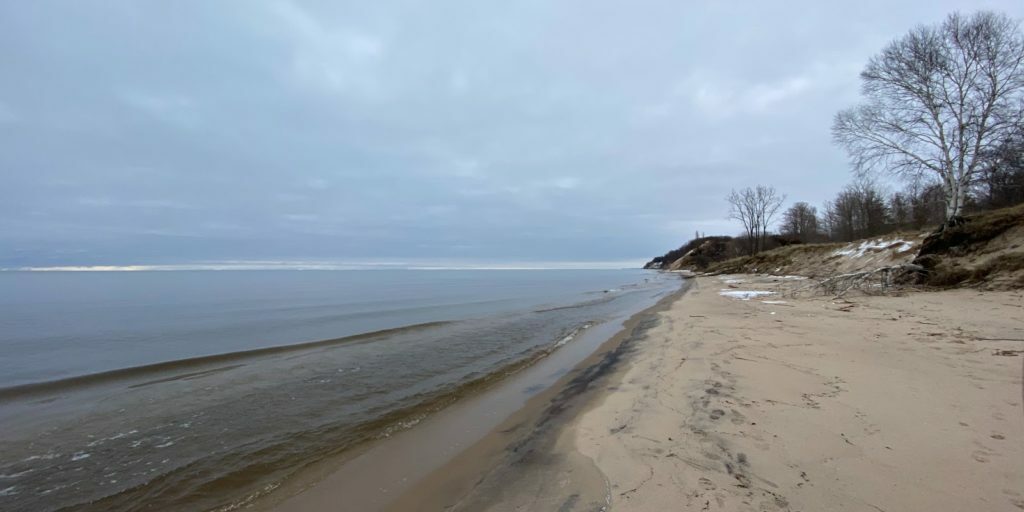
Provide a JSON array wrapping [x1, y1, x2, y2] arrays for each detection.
[[399, 274, 1024, 511], [566, 275, 1023, 511]]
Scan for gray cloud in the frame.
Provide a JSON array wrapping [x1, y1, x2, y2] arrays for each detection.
[[2, 0, 1022, 267]]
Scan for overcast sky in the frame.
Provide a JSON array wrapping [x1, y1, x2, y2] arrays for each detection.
[[2, 1, 1022, 268]]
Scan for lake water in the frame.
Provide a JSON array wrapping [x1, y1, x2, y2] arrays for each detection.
[[0, 269, 679, 511]]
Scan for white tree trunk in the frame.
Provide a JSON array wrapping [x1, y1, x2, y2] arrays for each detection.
[[945, 179, 968, 220]]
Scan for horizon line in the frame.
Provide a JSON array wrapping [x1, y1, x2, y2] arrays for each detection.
[[2, 259, 648, 272]]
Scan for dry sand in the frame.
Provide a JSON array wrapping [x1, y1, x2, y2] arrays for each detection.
[[569, 275, 1024, 511]]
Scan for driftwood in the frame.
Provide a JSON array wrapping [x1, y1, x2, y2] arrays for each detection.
[[801, 264, 926, 297]]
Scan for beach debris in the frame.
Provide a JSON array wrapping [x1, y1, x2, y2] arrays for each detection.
[[808, 263, 925, 297], [719, 290, 776, 300]]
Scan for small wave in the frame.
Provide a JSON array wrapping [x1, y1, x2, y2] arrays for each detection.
[[0, 321, 452, 402], [534, 294, 616, 313], [21, 453, 60, 462], [553, 323, 592, 348], [0, 470, 33, 479], [87, 430, 139, 447]]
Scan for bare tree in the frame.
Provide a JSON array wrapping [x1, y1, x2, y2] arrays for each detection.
[[976, 122, 1024, 208], [727, 188, 758, 255], [727, 185, 786, 254], [888, 192, 910, 227], [755, 185, 786, 252], [821, 180, 890, 241], [833, 11, 1024, 224], [781, 202, 820, 242]]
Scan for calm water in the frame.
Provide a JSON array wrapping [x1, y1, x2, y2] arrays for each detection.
[[0, 269, 679, 511]]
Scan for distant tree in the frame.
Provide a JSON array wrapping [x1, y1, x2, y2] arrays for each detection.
[[976, 124, 1024, 208], [907, 180, 948, 228], [888, 192, 913, 228], [856, 181, 890, 236], [823, 192, 857, 242], [727, 189, 758, 255], [727, 185, 786, 254], [780, 202, 820, 242], [833, 11, 1024, 224], [821, 181, 890, 241]]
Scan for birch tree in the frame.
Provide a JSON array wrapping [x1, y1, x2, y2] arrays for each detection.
[[833, 11, 1024, 224]]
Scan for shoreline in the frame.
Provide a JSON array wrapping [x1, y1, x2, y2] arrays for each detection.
[[382, 280, 689, 511], [255, 279, 688, 511]]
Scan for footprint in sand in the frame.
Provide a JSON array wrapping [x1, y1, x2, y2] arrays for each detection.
[[730, 409, 747, 425], [709, 409, 726, 420]]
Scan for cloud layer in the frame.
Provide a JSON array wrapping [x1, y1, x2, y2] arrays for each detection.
[[2, 0, 1021, 266]]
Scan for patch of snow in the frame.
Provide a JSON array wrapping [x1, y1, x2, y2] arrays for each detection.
[[832, 238, 915, 259], [761, 300, 788, 304], [719, 290, 776, 300]]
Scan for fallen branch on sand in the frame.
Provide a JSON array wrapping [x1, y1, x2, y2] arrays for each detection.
[[802, 264, 925, 298]]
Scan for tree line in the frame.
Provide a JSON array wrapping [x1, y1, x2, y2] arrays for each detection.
[[726, 10, 1024, 254]]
